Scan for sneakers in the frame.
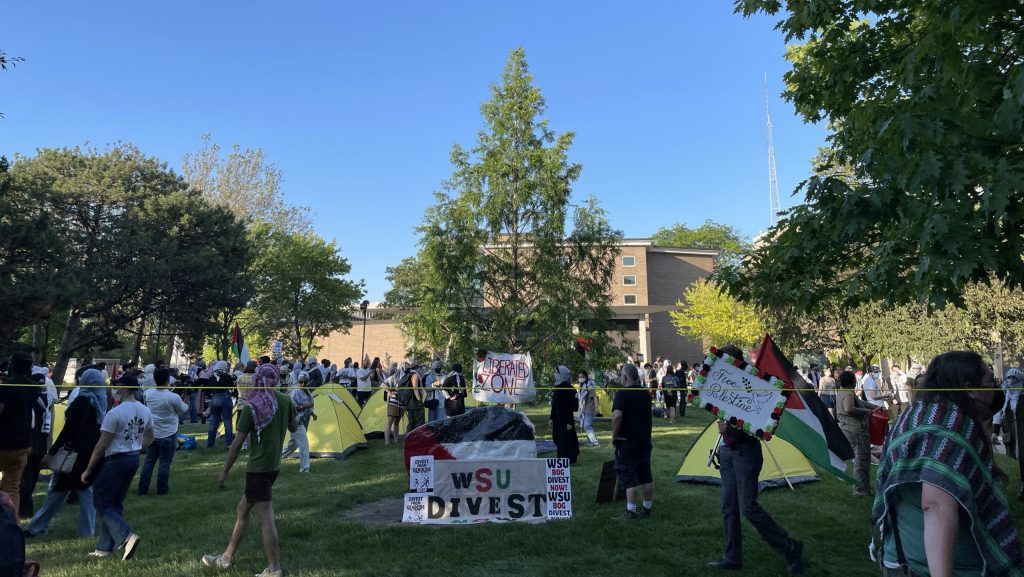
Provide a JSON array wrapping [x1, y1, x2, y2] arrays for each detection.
[[640, 506, 652, 518], [202, 554, 233, 569], [852, 487, 873, 497], [622, 509, 640, 520], [255, 569, 283, 577], [706, 559, 742, 570], [785, 540, 804, 574], [121, 533, 141, 561], [88, 550, 112, 558]]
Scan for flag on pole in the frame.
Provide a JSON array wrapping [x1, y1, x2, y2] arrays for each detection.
[[752, 334, 855, 483], [231, 323, 250, 365]]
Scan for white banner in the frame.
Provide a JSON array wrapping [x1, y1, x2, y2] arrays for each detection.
[[690, 349, 787, 438], [402, 457, 572, 524], [472, 351, 536, 404]]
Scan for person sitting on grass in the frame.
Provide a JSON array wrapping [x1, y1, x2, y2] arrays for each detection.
[[203, 363, 297, 577], [81, 374, 153, 561]]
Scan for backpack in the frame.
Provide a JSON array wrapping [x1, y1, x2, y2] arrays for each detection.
[[396, 371, 416, 408]]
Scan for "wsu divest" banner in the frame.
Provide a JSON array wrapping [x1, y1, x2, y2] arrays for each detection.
[[403, 457, 572, 524]]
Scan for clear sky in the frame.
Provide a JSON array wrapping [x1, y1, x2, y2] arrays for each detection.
[[0, 1, 825, 300]]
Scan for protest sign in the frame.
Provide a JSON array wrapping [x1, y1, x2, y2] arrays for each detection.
[[687, 347, 793, 440], [402, 457, 571, 524], [472, 351, 535, 404], [409, 455, 434, 493]]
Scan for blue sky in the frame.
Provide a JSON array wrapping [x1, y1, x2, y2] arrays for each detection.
[[1, 1, 825, 300]]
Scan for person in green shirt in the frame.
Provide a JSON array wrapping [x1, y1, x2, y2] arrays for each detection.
[[202, 363, 297, 577]]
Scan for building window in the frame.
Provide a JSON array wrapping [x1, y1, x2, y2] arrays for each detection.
[[622, 255, 635, 267], [624, 294, 637, 305], [623, 275, 637, 286]]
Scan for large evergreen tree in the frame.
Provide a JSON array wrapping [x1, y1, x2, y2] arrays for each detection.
[[408, 48, 625, 367]]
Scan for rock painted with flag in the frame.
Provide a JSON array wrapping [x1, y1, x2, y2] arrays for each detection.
[[403, 406, 537, 471], [751, 334, 855, 483]]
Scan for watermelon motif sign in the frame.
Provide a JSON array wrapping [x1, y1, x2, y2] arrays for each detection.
[[687, 347, 793, 440]]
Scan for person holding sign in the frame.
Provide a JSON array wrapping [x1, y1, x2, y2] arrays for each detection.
[[707, 346, 803, 574], [612, 363, 653, 520]]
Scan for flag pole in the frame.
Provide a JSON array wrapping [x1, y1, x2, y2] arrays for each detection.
[[762, 439, 795, 491], [708, 433, 723, 468]]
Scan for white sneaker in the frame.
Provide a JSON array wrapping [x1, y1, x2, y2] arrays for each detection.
[[255, 568, 283, 577], [202, 554, 232, 569], [121, 533, 141, 561], [88, 550, 111, 558]]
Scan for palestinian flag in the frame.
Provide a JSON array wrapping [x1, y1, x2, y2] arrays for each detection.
[[752, 334, 855, 483], [231, 323, 250, 365]]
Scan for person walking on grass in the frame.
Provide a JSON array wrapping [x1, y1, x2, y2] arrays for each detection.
[[577, 369, 599, 447], [23, 368, 106, 539], [612, 363, 653, 520], [707, 345, 803, 574], [282, 367, 313, 473], [0, 352, 40, 516], [138, 367, 188, 496], [203, 363, 297, 577], [81, 374, 153, 561]]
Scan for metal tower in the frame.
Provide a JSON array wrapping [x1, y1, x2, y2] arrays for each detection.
[[765, 73, 781, 227]]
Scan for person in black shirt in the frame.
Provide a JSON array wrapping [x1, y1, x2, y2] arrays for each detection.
[[549, 365, 580, 464], [612, 363, 653, 519], [707, 345, 803, 574], [0, 352, 42, 514]]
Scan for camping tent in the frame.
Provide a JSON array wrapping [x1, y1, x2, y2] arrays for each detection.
[[306, 387, 368, 458], [596, 387, 614, 417], [676, 422, 819, 491], [357, 388, 408, 438]]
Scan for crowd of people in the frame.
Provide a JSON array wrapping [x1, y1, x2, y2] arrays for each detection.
[[3, 346, 1024, 576]]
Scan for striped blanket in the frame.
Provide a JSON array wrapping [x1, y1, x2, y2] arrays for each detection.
[[872, 400, 1024, 576]]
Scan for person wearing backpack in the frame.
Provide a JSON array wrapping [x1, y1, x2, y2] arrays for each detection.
[[550, 365, 580, 464], [443, 364, 468, 417], [382, 364, 403, 445], [397, 361, 424, 434]]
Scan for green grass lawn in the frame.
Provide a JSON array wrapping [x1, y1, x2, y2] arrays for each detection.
[[22, 406, 1024, 577]]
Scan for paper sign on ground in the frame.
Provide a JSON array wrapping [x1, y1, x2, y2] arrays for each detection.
[[409, 455, 434, 493]]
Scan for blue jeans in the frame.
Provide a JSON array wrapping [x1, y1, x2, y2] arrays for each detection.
[[137, 435, 177, 495], [24, 477, 95, 537], [92, 453, 139, 553], [719, 440, 795, 565], [207, 394, 234, 448]]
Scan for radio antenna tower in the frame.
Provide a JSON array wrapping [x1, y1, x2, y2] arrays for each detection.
[[765, 72, 781, 227]]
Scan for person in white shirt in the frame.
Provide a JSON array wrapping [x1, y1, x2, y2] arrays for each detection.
[[81, 374, 154, 561], [338, 358, 355, 392], [861, 365, 894, 415], [355, 356, 374, 407], [138, 368, 188, 496]]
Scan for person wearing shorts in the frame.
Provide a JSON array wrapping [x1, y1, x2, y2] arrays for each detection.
[[612, 363, 653, 520], [203, 364, 297, 577]]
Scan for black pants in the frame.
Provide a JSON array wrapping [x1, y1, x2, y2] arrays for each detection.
[[19, 453, 44, 518]]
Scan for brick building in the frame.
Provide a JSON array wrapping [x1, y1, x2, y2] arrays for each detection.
[[317, 239, 717, 366]]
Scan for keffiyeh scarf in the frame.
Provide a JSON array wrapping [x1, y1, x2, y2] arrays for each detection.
[[872, 400, 1024, 576], [243, 364, 280, 442]]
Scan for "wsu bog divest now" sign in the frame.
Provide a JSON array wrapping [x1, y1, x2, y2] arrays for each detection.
[[403, 457, 572, 524]]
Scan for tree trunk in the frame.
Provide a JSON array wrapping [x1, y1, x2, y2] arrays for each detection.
[[130, 316, 147, 366], [52, 310, 82, 386], [163, 331, 176, 366], [32, 322, 47, 365]]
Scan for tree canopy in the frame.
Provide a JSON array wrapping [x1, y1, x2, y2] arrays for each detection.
[[651, 220, 748, 264], [669, 280, 764, 350], [725, 0, 1024, 312]]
